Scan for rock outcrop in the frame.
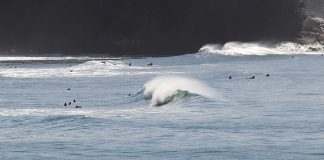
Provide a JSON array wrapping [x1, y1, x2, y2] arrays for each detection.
[[294, 0, 324, 51], [296, 16, 324, 45]]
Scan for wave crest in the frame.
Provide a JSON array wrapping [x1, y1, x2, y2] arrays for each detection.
[[143, 76, 217, 106]]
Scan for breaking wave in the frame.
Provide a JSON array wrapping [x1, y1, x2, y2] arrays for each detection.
[[143, 76, 218, 106], [0, 56, 104, 62], [0, 58, 161, 78], [199, 42, 324, 56]]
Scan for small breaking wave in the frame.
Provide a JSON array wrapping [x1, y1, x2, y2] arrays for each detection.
[[0, 108, 140, 119], [198, 41, 324, 56], [0, 59, 156, 78], [0, 56, 97, 62], [143, 76, 218, 106]]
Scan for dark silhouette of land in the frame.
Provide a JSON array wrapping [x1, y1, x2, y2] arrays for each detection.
[[0, 0, 306, 56]]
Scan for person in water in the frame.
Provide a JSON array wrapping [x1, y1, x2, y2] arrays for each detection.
[[247, 75, 255, 79], [266, 74, 270, 77]]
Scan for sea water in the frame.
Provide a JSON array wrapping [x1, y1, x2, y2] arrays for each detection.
[[1, 45, 324, 159]]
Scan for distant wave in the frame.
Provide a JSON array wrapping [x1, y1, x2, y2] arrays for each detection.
[[198, 42, 324, 56], [143, 76, 218, 106]]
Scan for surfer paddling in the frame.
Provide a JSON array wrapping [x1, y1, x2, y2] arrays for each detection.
[[247, 75, 255, 79]]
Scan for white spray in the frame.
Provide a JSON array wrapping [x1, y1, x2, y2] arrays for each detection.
[[199, 41, 324, 56]]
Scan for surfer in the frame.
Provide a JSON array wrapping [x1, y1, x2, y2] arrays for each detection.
[[229, 76, 232, 79], [68, 102, 71, 105], [266, 74, 270, 77], [247, 75, 255, 79], [64, 103, 67, 106], [128, 93, 132, 96], [147, 62, 153, 66], [75, 106, 82, 108], [66, 88, 71, 91], [128, 63, 132, 66], [73, 99, 76, 103]]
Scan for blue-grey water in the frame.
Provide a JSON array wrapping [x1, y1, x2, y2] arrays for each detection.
[[1, 52, 324, 159]]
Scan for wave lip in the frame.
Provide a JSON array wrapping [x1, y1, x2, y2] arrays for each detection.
[[143, 76, 217, 106]]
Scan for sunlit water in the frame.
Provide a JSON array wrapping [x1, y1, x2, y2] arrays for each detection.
[[1, 51, 324, 159]]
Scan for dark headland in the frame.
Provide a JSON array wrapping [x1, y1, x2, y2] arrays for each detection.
[[0, 0, 322, 56]]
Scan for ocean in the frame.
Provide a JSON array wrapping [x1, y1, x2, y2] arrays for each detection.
[[1, 43, 324, 159]]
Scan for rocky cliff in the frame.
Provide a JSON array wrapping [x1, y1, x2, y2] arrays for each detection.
[[0, 0, 307, 56]]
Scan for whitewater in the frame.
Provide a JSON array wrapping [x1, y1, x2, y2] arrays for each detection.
[[1, 43, 324, 160]]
